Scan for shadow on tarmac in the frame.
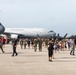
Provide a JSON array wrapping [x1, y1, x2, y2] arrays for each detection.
[[53, 56, 76, 62], [4, 52, 24, 54], [54, 60, 76, 62], [54, 56, 76, 59]]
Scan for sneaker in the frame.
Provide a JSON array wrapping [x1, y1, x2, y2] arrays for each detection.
[[73, 54, 75, 56], [70, 53, 72, 55], [49, 60, 52, 62], [2, 51, 5, 53], [12, 55, 14, 57], [15, 53, 18, 56]]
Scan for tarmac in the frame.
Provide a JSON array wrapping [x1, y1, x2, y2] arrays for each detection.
[[0, 44, 76, 75]]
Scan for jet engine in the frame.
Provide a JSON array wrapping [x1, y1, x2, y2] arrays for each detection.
[[10, 34, 18, 39]]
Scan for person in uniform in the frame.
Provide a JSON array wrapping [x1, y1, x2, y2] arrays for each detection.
[[20, 39, 24, 49], [70, 38, 75, 55], [27, 39, 31, 49], [45, 39, 49, 48], [38, 38, 42, 52], [33, 38, 38, 52], [12, 38, 18, 56], [23, 39, 27, 49]]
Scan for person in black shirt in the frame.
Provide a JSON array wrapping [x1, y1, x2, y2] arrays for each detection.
[[12, 38, 18, 56], [48, 39, 54, 62], [74, 39, 76, 45]]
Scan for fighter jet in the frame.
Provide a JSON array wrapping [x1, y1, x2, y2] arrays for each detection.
[[49, 33, 68, 40]]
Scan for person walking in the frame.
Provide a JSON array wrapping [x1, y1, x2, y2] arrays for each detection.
[[38, 38, 42, 52], [23, 39, 27, 49], [0, 38, 5, 53], [27, 39, 31, 49], [12, 38, 18, 56], [33, 38, 38, 52], [1, 37, 6, 47], [20, 39, 24, 49], [70, 38, 75, 55]]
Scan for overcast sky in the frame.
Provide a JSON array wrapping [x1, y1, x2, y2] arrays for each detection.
[[0, 0, 76, 36]]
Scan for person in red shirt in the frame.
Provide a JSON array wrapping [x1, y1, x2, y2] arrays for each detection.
[[0, 38, 5, 53], [1, 37, 6, 47]]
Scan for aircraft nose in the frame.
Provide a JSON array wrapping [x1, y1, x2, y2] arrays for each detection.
[[0, 23, 5, 34]]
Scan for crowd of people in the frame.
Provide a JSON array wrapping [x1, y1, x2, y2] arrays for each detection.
[[48, 38, 76, 62], [0, 36, 76, 62]]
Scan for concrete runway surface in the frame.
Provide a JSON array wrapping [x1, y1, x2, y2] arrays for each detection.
[[0, 45, 76, 75]]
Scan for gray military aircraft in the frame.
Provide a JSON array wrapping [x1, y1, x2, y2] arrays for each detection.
[[0, 23, 56, 39]]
